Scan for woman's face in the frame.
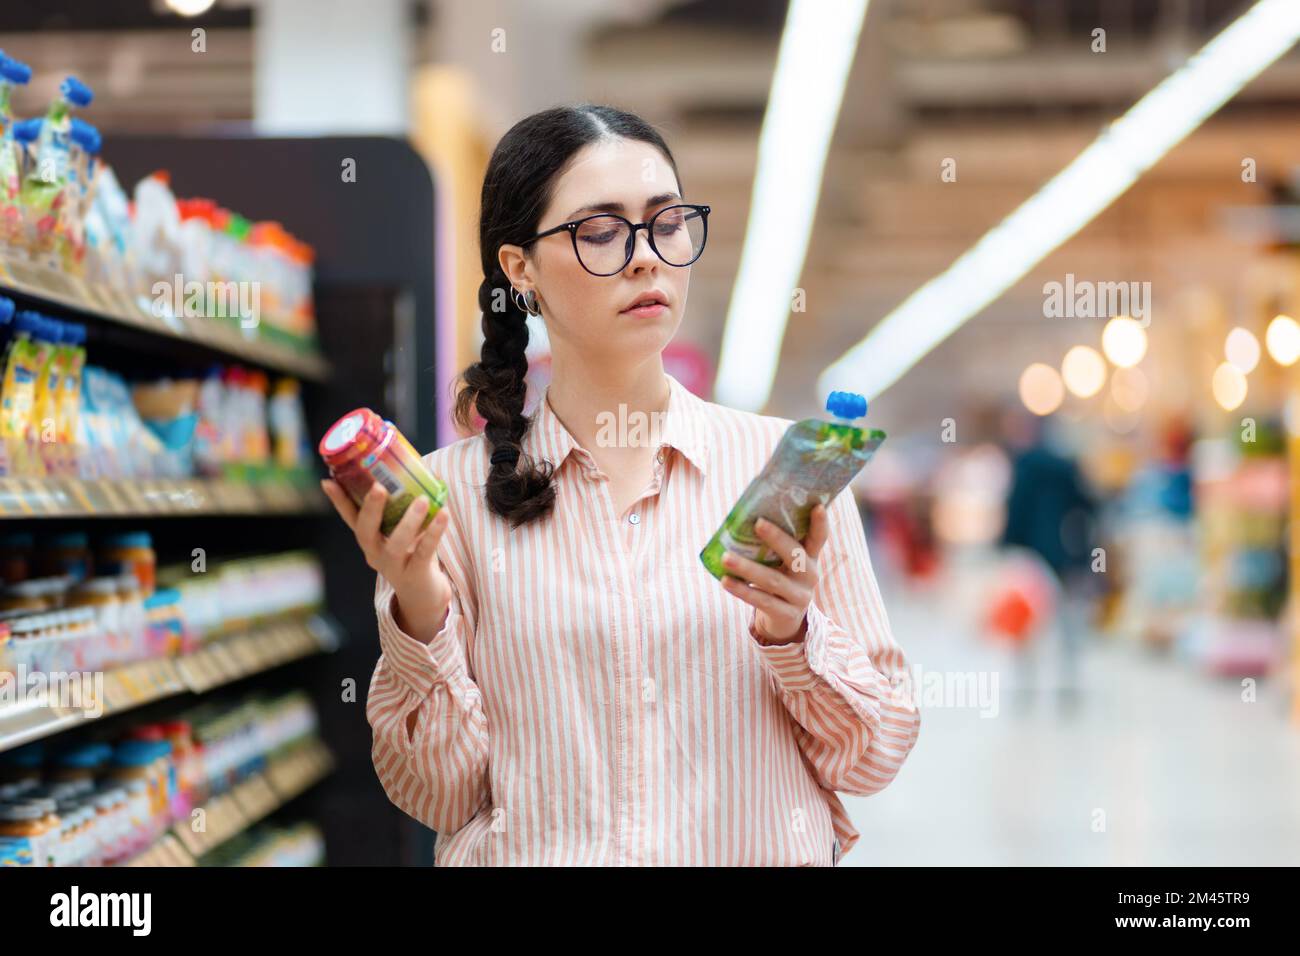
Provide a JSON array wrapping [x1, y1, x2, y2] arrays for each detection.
[[499, 137, 691, 367]]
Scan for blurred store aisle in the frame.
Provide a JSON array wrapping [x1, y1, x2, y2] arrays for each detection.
[[841, 572, 1300, 866]]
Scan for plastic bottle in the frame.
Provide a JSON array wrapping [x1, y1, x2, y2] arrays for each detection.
[[55, 322, 86, 448], [19, 76, 94, 268], [0, 310, 55, 443], [131, 170, 181, 284], [269, 378, 309, 470], [0, 52, 32, 253], [31, 315, 66, 448], [64, 117, 101, 273], [699, 390, 886, 579]]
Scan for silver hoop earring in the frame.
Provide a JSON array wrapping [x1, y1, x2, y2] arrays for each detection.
[[512, 288, 541, 317]]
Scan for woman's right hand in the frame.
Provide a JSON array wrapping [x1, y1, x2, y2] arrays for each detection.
[[321, 479, 454, 644]]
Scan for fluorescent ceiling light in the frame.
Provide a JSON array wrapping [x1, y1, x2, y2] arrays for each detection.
[[819, 0, 1300, 404], [714, 0, 870, 410]]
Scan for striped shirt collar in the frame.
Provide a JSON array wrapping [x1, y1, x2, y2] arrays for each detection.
[[523, 371, 709, 477]]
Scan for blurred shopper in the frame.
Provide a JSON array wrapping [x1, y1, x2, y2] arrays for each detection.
[[997, 410, 1098, 710]]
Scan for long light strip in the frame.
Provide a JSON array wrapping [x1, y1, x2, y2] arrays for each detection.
[[818, 0, 1300, 403], [714, 0, 870, 410]]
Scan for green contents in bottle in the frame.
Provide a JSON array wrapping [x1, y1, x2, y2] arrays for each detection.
[[700, 390, 884, 579]]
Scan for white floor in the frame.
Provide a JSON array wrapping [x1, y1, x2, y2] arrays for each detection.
[[840, 573, 1300, 866]]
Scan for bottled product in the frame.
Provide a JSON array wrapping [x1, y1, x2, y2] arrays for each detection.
[[319, 408, 448, 535], [0, 52, 32, 253], [269, 377, 310, 469], [0, 311, 49, 441], [0, 798, 58, 866], [98, 532, 156, 595], [19, 76, 94, 267], [700, 390, 886, 579]]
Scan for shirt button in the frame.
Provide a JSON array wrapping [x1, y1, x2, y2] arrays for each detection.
[[628, 513, 640, 525]]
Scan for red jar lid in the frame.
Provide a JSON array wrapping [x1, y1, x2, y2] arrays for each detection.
[[319, 407, 392, 468]]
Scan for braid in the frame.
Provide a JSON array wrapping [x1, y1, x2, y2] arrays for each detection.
[[452, 269, 557, 527]]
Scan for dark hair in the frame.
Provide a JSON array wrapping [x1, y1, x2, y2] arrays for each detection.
[[453, 104, 681, 528]]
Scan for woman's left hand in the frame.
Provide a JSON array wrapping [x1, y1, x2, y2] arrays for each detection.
[[719, 503, 830, 646]]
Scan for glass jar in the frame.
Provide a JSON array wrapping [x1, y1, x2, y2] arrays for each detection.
[[97, 532, 155, 596]]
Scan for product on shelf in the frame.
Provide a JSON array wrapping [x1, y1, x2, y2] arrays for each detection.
[[319, 407, 448, 535], [0, 52, 33, 255], [0, 691, 324, 866], [0, 300, 86, 477], [0, 63, 316, 346], [19, 76, 94, 270], [0, 299, 314, 479], [0, 546, 322, 676], [202, 820, 325, 867]]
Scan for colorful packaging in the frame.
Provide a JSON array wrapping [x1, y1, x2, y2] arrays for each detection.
[[700, 390, 885, 579], [0, 311, 52, 442], [0, 52, 32, 254], [30, 315, 65, 445], [269, 377, 309, 469], [319, 408, 448, 535], [19, 76, 93, 268], [55, 322, 85, 446]]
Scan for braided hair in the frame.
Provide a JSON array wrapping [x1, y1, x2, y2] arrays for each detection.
[[452, 104, 681, 528]]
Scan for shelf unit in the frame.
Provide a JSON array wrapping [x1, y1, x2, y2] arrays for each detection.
[[0, 613, 341, 752], [23, 132, 445, 866], [0, 476, 326, 518], [120, 738, 334, 867], [0, 254, 331, 382]]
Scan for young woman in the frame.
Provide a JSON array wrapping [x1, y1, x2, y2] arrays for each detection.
[[322, 104, 920, 866]]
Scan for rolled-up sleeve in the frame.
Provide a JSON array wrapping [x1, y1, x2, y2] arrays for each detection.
[[365, 484, 490, 836], [753, 486, 920, 797]]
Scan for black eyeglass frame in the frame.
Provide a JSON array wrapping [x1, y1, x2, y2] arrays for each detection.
[[520, 203, 711, 277]]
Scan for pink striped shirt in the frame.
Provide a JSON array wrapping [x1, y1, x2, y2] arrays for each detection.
[[366, 371, 920, 866]]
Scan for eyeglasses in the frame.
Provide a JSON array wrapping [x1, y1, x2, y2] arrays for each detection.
[[521, 203, 710, 277]]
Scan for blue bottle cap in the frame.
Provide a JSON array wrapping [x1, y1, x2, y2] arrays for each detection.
[[825, 390, 867, 421], [60, 75, 94, 108], [14, 310, 43, 336], [70, 118, 101, 155], [12, 117, 41, 144], [0, 296, 14, 326], [103, 531, 152, 550], [0, 56, 31, 86]]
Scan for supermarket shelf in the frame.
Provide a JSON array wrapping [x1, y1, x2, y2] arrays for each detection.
[[122, 738, 334, 867], [0, 476, 327, 518], [0, 255, 331, 382], [121, 833, 196, 868], [0, 613, 341, 753], [168, 739, 335, 863]]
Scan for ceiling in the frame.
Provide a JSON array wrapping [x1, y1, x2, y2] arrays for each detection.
[[1, 0, 1294, 434]]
